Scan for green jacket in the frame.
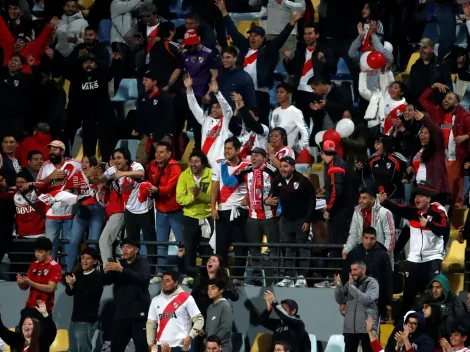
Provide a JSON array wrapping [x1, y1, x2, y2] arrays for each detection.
[[176, 167, 212, 219]]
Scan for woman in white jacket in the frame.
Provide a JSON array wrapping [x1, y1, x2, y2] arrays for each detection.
[[359, 65, 407, 144]]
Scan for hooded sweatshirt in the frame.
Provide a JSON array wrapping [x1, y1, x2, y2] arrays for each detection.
[[385, 311, 435, 352], [217, 66, 257, 110], [16, 131, 52, 167]]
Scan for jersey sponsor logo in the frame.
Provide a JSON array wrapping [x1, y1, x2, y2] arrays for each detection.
[[158, 311, 177, 320], [16, 205, 35, 214], [81, 81, 99, 90]]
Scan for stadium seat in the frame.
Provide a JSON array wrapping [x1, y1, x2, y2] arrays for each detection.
[[324, 335, 345, 352], [237, 20, 261, 38], [380, 324, 394, 347], [442, 239, 465, 272], [78, 0, 94, 16], [232, 332, 246, 352], [50, 329, 69, 352], [98, 19, 112, 46], [244, 267, 266, 287], [115, 139, 140, 161], [112, 78, 138, 102], [395, 53, 420, 82], [309, 334, 318, 352], [250, 333, 272, 352]]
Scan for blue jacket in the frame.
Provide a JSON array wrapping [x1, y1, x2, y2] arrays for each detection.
[[217, 66, 256, 109]]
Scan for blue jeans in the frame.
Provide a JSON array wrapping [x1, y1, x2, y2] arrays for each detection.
[[156, 210, 184, 274], [46, 218, 73, 263], [69, 321, 99, 352], [68, 203, 105, 272]]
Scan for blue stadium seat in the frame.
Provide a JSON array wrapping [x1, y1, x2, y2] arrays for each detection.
[[309, 334, 318, 352], [336, 57, 350, 75], [243, 267, 266, 286], [115, 139, 140, 160], [98, 19, 112, 46], [112, 78, 138, 102], [172, 19, 185, 28]]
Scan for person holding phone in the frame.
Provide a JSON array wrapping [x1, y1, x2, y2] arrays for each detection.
[[378, 181, 449, 313]]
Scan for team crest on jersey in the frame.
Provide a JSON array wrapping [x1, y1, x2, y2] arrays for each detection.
[[293, 182, 299, 190], [273, 114, 279, 123], [14, 80, 19, 87], [44, 269, 49, 275], [174, 302, 178, 308], [153, 99, 158, 105], [386, 162, 391, 169], [199, 57, 204, 63]]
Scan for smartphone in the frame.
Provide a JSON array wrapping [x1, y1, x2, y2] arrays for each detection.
[[99, 162, 107, 171], [107, 257, 116, 263], [65, 271, 73, 277]]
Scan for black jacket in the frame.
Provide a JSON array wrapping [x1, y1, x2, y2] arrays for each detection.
[[68, 41, 111, 68], [385, 313, 435, 352], [217, 66, 256, 109], [324, 155, 350, 216], [271, 171, 316, 223], [0, 313, 57, 352], [260, 303, 310, 352], [406, 54, 452, 107], [223, 14, 294, 90], [341, 242, 393, 307], [135, 89, 174, 138], [149, 39, 180, 88], [65, 58, 119, 117], [320, 82, 354, 124], [283, 41, 337, 89], [103, 255, 151, 319]]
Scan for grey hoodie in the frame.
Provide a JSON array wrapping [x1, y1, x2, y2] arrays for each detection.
[[205, 298, 233, 352], [335, 276, 379, 334]]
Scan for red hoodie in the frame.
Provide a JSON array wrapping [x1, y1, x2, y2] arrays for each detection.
[[16, 131, 52, 167], [146, 159, 182, 213], [0, 16, 54, 73]]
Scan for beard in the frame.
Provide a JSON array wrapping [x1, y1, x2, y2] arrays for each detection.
[[49, 153, 63, 165]]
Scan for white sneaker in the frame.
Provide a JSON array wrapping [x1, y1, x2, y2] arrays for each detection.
[[150, 275, 163, 284], [275, 277, 294, 288], [295, 276, 307, 288], [314, 280, 334, 288], [182, 277, 194, 286]]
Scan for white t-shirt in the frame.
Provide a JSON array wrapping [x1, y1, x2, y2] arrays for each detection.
[[104, 162, 151, 214], [212, 159, 250, 211], [444, 115, 456, 161], [148, 291, 201, 347], [270, 105, 309, 152]]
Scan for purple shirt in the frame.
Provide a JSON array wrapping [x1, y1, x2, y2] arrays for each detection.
[[178, 46, 219, 97]]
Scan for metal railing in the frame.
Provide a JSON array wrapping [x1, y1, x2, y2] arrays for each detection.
[[0, 239, 344, 284]]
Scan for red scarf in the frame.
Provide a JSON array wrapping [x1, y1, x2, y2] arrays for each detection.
[[361, 32, 373, 52], [301, 47, 316, 77], [146, 24, 159, 54], [202, 117, 224, 155], [250, 164, 265, 209], [441, 113, 453, 148], [244, 50, 258, 67], [239, 133, 256, 159]]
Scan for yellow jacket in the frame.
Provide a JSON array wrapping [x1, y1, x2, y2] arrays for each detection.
[[176, 167, 212, 219]]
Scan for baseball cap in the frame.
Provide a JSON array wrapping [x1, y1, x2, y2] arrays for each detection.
[[418, 38, 434, 48], [182, 29, 200, 46], [247, 26, 265, 37], [122, 237, 141, 249], [16, 34, 31, 43], [46, 140, 66, 151], [414, 181, 435, 198], [321, 140, 337, 156], [144, 70, 158, 81], [80, 53, 96, 62], [280, 156, 295, 166], [248, 147, 267, 157]]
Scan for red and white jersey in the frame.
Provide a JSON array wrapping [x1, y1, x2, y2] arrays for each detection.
[[104, 162, 151, 214], [244, 49, 259, 90], [298, 47, 315, 92], [413, 148, 427, 184], [14, 190, 46, 237], [36, 159, 87, 220], [26, 259, 62, 311], [212, 159, 250, 211], [238, 123, 269, 160], [148, 289, 201, 347], [187, 91, 233, 166], [383, 97, 406, 135], [274, 146, 295, 161], [442, 113, 456, 161]]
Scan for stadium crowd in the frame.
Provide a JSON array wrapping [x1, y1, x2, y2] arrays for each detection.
[[2, 0, 470, 351]]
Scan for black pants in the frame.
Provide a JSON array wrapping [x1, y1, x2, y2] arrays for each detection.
[[215, 208, 248, 278], [124, 209, 156, 266], [82, 117, 117, 162], [182, 216, 214, 270], [111, 42, 136, 92], [402, 259, 442, 313], [294, 90, 314, 130], [0, 116, 25, 141], [245, 217, 279, 266], [0, 203, 15, 270], [255, 90, 271, 128], [111, 317, 147, 352], [280, 217, 310, 277], [343, 333, 373, 352], [327, 207, 353, 276]]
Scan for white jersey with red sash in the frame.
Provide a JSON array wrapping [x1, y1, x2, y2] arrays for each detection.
[[238, 123, 269, 159], [274, 146, 295, 161], [212, 159, 250, 211], [298, 47, 316, 92], [413, 148, 426, 184], [148, 290, 201, 347], [146, 23, 160, 63], [383, 97, 406, 135], [187, 91, 233, 166], [244, 49, 261, 90]]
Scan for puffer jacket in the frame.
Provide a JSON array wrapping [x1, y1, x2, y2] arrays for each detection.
[[55, 12, 88, 57], [344, 200, 395, 257], [110, 0, 141, 44], [334, 276, 379, 334]]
